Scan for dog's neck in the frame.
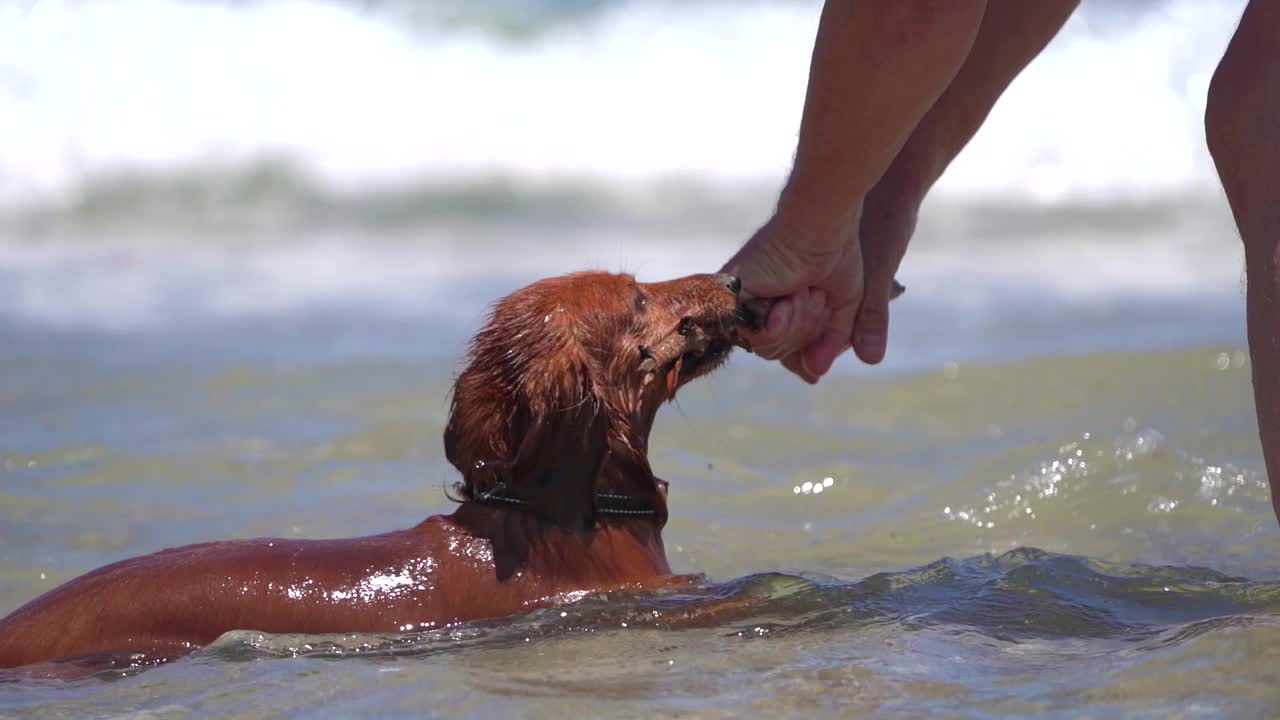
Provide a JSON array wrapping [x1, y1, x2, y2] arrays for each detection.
[[445, 495, 672, 583], [462, 440, 670, 526], [446, 375, 680, 533], [465, 476, 666, 520], [594, 393, 673, 518]]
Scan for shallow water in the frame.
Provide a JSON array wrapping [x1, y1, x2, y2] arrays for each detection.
[[2, 286, 1279, 716], [0, 187, 1274, 718], [0, 194, 1272, 716], [9, 549, 1280, 718], [2, 0, 1277, 712]]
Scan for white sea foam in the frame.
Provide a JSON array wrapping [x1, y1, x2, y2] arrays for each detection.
[[0, 0, 1253, 335], [0, 0, 1247, 207]]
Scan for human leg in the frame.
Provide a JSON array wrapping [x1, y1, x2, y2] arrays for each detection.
[[1204, 0, 1280, 524]]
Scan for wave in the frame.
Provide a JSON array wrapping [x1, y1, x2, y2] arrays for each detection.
[[0, 0, 1249, 213], [110, 548, 1280, 676], [12, 547, 1276, 684], [0, 158, 777, 234]]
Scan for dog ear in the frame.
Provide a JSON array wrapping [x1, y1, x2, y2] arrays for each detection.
[[504, 365, 609, 530], [444, 287, 610, 531]]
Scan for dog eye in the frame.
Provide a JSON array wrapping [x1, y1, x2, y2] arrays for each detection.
[[677, 317, 694, 335], [633, 289, 648, 313]]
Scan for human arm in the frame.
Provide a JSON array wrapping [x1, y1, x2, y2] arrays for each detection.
[[723, 0, 989, 380], [726, 0, 1079, 379]]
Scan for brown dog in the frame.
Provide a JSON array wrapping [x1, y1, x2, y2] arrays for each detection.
[[0, 270, 751, 671]]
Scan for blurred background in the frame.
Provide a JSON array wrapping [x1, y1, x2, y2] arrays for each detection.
[[0, 0, 1250, 368], [2, 0, 1268, 605], [6, 3, 1280, 714]]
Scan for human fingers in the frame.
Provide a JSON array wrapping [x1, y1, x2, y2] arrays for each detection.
[[744, 287, 830, 361], [780, 353, 818, 384], [852, 200, 915, 364], [798, 299, 858, 380], [798, 241, 865, 379]]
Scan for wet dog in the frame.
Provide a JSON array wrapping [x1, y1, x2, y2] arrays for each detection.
[[0, 270, 756, 671]]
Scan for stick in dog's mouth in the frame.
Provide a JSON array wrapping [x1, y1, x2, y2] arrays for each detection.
[[734, 279, 906, 352]]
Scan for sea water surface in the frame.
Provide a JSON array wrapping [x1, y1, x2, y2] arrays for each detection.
[[4, 0, 1280, 717]]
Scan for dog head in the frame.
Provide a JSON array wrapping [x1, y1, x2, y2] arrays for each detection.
[[444, 271, 744, 530]]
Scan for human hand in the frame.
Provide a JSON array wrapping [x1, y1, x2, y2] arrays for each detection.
[[721, 207, 862, 384], [847, 180, 915, 364], [723, 195, 909, 384]]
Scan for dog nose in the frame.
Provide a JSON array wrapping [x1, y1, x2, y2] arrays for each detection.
[[715, 273, 741, 294]]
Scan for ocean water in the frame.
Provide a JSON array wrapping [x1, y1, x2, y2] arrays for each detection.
[[3, 0, 1280, 717]]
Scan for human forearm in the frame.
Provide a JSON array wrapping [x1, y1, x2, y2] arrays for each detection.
[[845, 0, 1077, 365], [875, 0, 1080, 199], [778, 0, 987, 237]]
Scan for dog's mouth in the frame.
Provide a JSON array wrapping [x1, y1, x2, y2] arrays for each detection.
[[735, 297, 774, 336], [640, 314, 739, 393], [732, 280, 907, 352], [677, 336, 733, 382]]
